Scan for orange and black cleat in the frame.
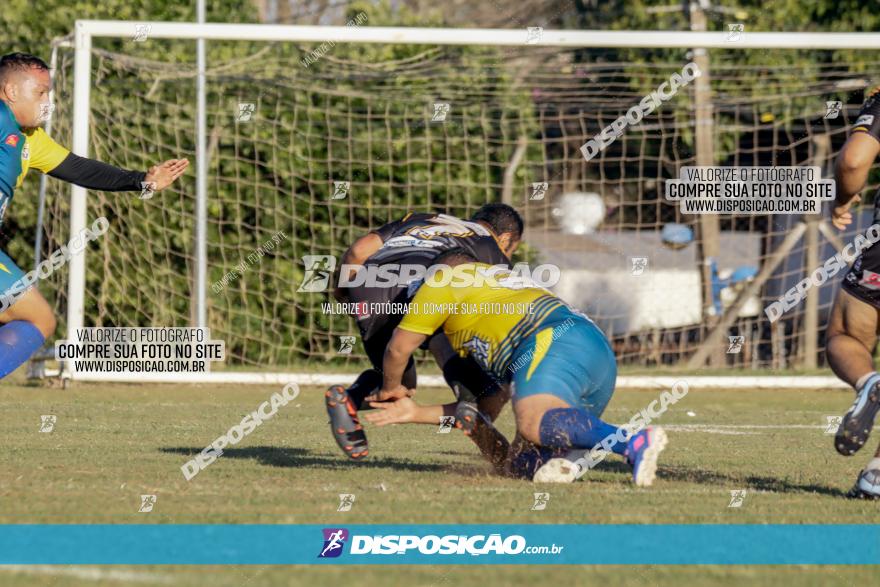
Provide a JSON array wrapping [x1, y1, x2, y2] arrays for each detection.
[[454, 401, 480, 435], [325, 385, 369, 460]]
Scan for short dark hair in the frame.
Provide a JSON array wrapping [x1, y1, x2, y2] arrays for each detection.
[[471, 203, 523, 241], [0, 53, 49, 85], [433, 247, 478, 267]]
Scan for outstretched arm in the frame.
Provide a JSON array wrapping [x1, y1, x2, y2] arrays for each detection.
[[365, 395, 511, 475], [365, 396, 454, 426], [48, 155, 188, 193]]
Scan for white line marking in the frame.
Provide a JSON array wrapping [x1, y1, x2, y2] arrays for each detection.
[[63, 372, 854, 389], [665, 426, 759, 435], [666, 423, 823, 430], [0, 565, 174, 584]]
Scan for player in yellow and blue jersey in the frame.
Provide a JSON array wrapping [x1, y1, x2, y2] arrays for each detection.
[[0, 53, 188, 379], [365, 249, 668, 486]]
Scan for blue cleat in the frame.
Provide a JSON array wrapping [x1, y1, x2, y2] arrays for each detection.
[[836, 380, 880, 456], [847, 468, 880, 500], [624, 427, 668, 487]]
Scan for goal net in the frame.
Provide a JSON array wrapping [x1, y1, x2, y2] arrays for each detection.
[[23, 21, 880, 383]]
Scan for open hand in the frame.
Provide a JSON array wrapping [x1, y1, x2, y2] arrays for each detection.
[[832, 194, 860, 230], [364, 396, 419, 426], [364, 384, 413, 403], [144, 158, 189, 192]]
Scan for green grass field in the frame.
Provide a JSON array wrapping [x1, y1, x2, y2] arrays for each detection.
[[1, 376, 878, 585]]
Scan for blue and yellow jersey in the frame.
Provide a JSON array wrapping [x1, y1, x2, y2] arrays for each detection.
[[397, 262, 570, 379], [0, 100, 68, 221]]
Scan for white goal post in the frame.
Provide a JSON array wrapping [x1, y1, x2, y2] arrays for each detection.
[[58, 20, 880, 387]]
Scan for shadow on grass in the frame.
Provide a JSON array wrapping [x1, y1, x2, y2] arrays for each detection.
[[570, 457, 848, 497], [161, 446, 453, 473], [162, 447, 849, 496], [654, 464, 849, 498]]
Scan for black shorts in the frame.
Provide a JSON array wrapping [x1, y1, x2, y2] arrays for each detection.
[[842, 249, 880, 308], [359, 307, 436, 372], [347, 282, 412, 341], [842, 187, 880, 308], [841, 92, 880, 307], [361, 313, 405, 371]]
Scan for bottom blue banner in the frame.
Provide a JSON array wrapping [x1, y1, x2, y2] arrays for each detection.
[[1, 524, 878, 565]]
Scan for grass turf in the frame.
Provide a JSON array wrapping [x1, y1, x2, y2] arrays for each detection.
[[1, 378, 877, 585]]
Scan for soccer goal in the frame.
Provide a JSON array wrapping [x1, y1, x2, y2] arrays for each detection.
[[29, 19, 880, 387]]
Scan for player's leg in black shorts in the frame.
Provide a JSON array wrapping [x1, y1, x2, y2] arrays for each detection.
[[835, 247, 880, 459], [348, 315, 418, 410], [324, 283, 416, 459], [842, 245, 880, 308]]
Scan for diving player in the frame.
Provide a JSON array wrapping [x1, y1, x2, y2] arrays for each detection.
[[828, 85, 880, 498], [325, 204, 522, 465], [364, 249, 668, 486], [0, 52, 188, 379]]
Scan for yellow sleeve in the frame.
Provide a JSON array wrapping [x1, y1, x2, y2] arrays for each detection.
[[398, 277, 456, 336], [26, 128, 70, 173]]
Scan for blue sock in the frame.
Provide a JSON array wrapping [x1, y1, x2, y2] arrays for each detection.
[[0, 321, 45, 379], [538, 407, 628, 456]]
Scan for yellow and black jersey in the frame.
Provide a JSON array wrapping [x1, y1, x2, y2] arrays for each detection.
[[852, 86, 880, 141], [370, 212, 508, 267], [397, 262, 567, 378], [349, 213, 510, 340]]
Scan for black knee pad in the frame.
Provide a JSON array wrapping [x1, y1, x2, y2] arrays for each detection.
[[442, 354, 500, 403]]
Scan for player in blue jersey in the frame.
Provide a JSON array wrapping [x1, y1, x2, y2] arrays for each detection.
[[365, 249, 668, 486], [0, 53, 188, 379]]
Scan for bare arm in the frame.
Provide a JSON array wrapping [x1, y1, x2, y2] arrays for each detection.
[[333, 232, 383, 301], [380, 328, 427, 396], [364, 395, 511, 475], [833, 132, 880, 229], [365, 397, 456, 426]]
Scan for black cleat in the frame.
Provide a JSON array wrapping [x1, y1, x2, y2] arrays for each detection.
[[453, 401, 480, 435], [454, 401, 510, 475], [325, 385, 369, 460], [835, 381, 880, 456], [847, 469, 880, 500]]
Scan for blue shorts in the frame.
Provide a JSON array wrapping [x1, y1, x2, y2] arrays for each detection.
[[0, 248, 26, 303], [508, 307, 617, 417]]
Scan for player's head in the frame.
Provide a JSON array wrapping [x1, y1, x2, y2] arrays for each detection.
[[0, 53, 52, 128], [471, 203, 523, 257]]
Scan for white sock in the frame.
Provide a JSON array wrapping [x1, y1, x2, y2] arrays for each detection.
[[855, 371, 879, 391], [867, 457, 880, 472]]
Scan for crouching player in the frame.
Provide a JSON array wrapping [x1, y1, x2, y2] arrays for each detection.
[[326, 204, 522, 464], [365, 249, 667, 486]]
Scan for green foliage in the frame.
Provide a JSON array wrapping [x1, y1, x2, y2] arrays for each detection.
[[2, 0, 540, 365], [3, 0, 878, 366]]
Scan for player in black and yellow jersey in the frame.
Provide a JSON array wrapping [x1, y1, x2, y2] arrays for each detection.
[[325, 204, 521, 465], [828, 85, 880, 497]]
